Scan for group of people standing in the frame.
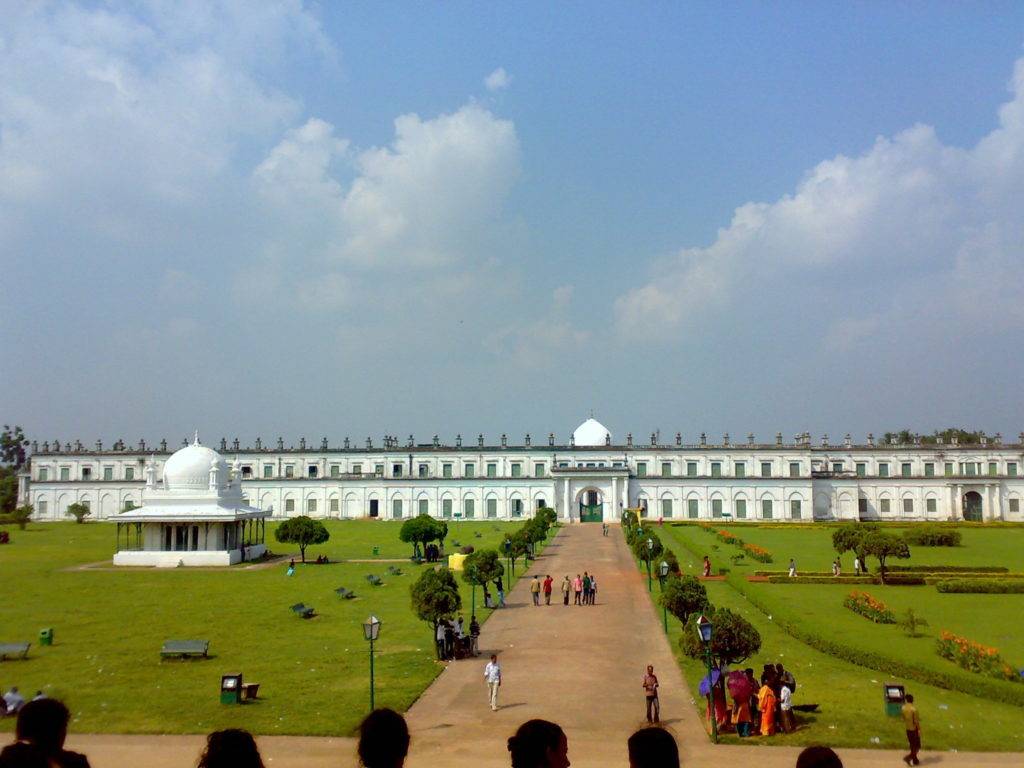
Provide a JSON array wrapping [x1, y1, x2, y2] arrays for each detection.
[[529, 573, 598, 606], [435, 615, 481, 660], [721, 663, 798, 736]]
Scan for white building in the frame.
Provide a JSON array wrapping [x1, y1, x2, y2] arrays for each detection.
[[111, 437, 268, 567], [19, 419, 1024, 525]]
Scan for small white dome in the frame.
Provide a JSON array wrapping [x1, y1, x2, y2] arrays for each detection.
[[573, 418, 611, 447], [162, 439, 228, 491]]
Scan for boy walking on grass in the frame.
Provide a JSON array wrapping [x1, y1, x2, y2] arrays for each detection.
[[902, 693, 921, 765]]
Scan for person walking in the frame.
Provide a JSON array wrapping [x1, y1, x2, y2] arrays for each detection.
[[779, 680, 795, 732], [530, 575, 542, 606], [484, 654, 502, 712], [561, 575, 571, 606], [902, 693, 921, 765], [581, 572, 591, 605], [702, 556, 711, 577], [495, 577, 505, 607], [642, 665, 660, 723], [469, 616, 481, 656], [788, 558, 797, 577], [854, 555, 862, 575], [542, 574, 553, 605], [573, 573, 583, 605], [588, 574, 597, 605]]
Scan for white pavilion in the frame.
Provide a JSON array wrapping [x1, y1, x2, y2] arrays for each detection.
[[112, 435, 269, 566]]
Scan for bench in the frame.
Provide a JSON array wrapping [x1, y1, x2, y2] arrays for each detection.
[[290, 603, 315, 618], [335, 587, 357, 599], [0, 643, 30, 661], [160, 640, 209, 659], [386, 566, 403, 576], [365, 574, 383, 586]]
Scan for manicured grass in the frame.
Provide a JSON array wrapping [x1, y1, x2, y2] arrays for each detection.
[[650, 524, 1024, 751], [0, 520, 532, 736]]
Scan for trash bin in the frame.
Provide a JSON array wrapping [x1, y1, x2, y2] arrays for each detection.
[[883, 683, 905, 717], [39, 628, 53, 646], [372, 546, 380, 556], [221, 674, 243, 705]]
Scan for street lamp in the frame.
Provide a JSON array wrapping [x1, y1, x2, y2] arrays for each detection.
[[503, 537, 513, 578], [362, 615, 381, 711], [646, 537, 654, 592], [658, 560, 670, 633], [695, 614, 718, 743]]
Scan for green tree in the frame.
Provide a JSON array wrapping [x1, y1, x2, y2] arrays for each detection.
[[410, 566, 462, 658], [535, 507, 558, 527], [273, 515, 330, 562], [863, 530, 911, 582], [681, 606, 762, 669], [399, 514, 444, 559], [521, 516, 550, 555], [66, 502, 91, 524], [631, 528, 663, 567], [661, 574, 710, 625], [462, 549, 505, 616], [503, 530, 530, 570], [0, 425, 28, 515], [832, 522, 876, 566], [1, 504, 33, 530]]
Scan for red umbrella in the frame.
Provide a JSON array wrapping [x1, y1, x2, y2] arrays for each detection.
[[727, 670, 754, 700]]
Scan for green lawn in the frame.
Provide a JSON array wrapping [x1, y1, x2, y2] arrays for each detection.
[[650, 523, 1024, 751], [0, 520, 532, 736]]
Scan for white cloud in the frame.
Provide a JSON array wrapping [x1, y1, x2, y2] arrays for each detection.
[[615, 57, 1024, 350], [484, 67, 511, 92]]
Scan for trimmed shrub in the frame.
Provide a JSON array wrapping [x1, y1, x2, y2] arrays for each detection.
[[936, 579, 1024, 594], [884, 565, 1008, 573], [767, 575, 879, 584], [843, 590, 896, 623], [936, 631, 1021, 682], [903, 526, 962, 547]]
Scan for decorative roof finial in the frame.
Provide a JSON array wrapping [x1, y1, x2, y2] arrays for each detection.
[[193, 429, 200, 446]]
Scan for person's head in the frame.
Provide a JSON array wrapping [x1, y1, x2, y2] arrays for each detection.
[[546, 574, 551, 579], [15, 698, 70, 753], [646, 665, 654, 675], [627, 727, 680, 768], [358, 708, 409, 768], [9, 687, 18, 694], [795, 746, 843, 768], [775, 663, 785, 674], [197, 729, 264, 768], [491, 654, 498, 662], [905, 694, 914, 704], [744, 668, 754, 678], [507, 719, 569, 768]]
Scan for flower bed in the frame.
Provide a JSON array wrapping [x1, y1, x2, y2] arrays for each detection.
[[843, 590, 896, 623], [936, 631, 1021, 681], [742, 543, 773, 563], [716, 529, 744, 546], [935, 579, 1024, 594]]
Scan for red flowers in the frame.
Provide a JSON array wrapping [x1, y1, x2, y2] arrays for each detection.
[[843, 590, 896, 623], [936, 631, 1020, 681]]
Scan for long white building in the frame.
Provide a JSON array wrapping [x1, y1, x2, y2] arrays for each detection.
[[18, 419, 1024, 524]]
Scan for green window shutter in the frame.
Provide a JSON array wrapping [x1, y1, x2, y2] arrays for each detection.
[[878, 463, 889, 478], [687, 499, 698, 518], [392, 499, 402, 518], [534, 463, 544, 477], [880, 499, 890, 513], [712, 499, 722, 518], [735, 462, 745, 478], [944, 462, 953, 477], [790, 499, 801, 519], [988, 462, 998, 476], [511, 463, 522, 478], [789, 462, 800, 478], [637, 462, 647, 478], [487, 498, 497, 518], [761, 462, 772, 477], [736, 499, 747, 518], [1009, 499, 1020, 513], [687, 462, 697, 477], [661, 462, 672, 477], [487, 463, 497, 478], [465, 464, 475, 478], [901, 463, 911, 477], [442, 499, 452, 518], [418, 499, 428, 515], [711, 463, 721, 478], [1008, 462, 1018, 477], [762, 499, 773, 519], [903, 498, 913, 514], [856, 463, 866, 477], [661, 498, 673, 517], [924, 463, 934, 477], [926, 498, 937, 513], [464, 498, 475, 518]]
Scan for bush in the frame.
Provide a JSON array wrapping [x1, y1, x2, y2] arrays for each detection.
[[903, 526, 962, 547], [460, 545, 474, 555], [936, 579, 1024, 594], [843, 590, 896, 623], [767, 575, 879, 584], [884, 565, 1008, 573], [936, 631, 1021, 682], [680, 606, 761, 668], [742, 543, 773, 563]]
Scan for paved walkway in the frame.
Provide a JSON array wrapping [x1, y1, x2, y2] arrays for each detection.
[[19, 525, 1021, 767]]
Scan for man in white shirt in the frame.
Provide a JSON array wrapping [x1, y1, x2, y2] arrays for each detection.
[[483, 654, 502, 711], [3, 687, 25, 714], [779, 683, 795, 732]]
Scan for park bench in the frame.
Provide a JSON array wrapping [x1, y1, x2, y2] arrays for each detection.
[[365, 574, 383, 586], [386, 565, 403, 576], [290, 603, 315, 619], [159, 640, 209, 659], [335, 587, 357, 599], [0, 643, 30, 661]]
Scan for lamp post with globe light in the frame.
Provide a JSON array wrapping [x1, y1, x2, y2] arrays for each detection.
[[363, 615, 381, 711], [695, 614, 718, 743], [658, 560, 670, 633]]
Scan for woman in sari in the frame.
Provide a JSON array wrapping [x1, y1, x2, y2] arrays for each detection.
[[757, 679, 777, 736]]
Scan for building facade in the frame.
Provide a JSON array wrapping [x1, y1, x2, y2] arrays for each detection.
[[18, 420, 1024, 524]]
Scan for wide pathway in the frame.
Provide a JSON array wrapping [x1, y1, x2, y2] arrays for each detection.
[[29, 525, 1021, 767]]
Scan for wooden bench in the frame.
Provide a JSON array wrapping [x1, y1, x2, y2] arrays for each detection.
[[0, 643, 30, 661], [290, 603, 315, 618], [334, 587, 357, 599], [365, 574, 383, 587], [160, 640, 209, 659]]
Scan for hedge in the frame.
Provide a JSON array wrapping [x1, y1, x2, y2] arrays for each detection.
[[935, 579, 1024, 594], [765, 575, 926, 585], [903, 526, 962, 547], [882, 565, 1009, 573], [728, 573, 1024, 708]]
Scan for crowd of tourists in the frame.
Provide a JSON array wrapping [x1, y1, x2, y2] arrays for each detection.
[[434, 614, 481, 660], [528, 573, 600, 606]]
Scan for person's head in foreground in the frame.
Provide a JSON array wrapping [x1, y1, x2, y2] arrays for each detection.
[[795, 745, 843, 768], [15, 698, 72, 754], [198, 729, 265, 768], [508, 719, 570, 768], [627, 727, 679, 768], [358, 708, 410, 768]]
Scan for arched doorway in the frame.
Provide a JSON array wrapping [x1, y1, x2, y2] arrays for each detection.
[[577, 488, 603, 522], [962, 491, 983, 522]]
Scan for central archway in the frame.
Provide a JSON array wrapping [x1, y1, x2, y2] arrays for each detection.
[[963, 491, 983, 522], [575, 487, 604, 522]]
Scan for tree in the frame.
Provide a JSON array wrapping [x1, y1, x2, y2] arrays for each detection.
[[680, 606, 762, 669], [863, 530, 910, 582], [521, 517, 550, 555], [410, 567, 462, 658], [661, 574, 710, 625], [1, 504, 33, 530], [273, 515, 330, 562], [462, 549, 505, 615], [503, 530, 529, 570], [832, 522, 876, 566], [535, 507, 558, 527], [399, 514, 444, 559], [66, 502, 91, 524], [631, 529, 663, 567], [0, 425, 28, 469]]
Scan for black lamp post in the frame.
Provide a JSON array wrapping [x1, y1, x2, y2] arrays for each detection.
[[646, 537, 654, 592], [695, 614, 718, 743], [362, 615, 381, 711], [503, 537, 512, 578], [658, 560, 670, 633]]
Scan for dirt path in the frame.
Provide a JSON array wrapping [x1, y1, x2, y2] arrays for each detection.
[[21, 525, 1021, 767]]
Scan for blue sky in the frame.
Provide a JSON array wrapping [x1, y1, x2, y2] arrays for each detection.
[[2, 1, 1023, 445]]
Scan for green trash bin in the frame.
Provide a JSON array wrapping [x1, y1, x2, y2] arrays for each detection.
[[372, 546, 380, 556], [883, 683, 905, 717], [39, 628, 53, 647], [221, 674, 243, 705]]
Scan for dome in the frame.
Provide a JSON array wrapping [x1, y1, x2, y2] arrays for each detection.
[[162, 438, 228, 491], [573, 417, 611, 447]]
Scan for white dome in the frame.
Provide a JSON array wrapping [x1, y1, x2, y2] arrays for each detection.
[[162, 440, 228, 491], [573, 418, 611, 447]]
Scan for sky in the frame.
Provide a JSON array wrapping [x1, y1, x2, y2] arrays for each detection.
[[2, 1, 1024, 447]]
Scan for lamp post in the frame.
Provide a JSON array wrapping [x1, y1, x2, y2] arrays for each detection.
[[658, 560, 670, 633], [362, 615, 381, 711], [695, 614, 718, 743], [646, 537, 654, 592], [503, 538, 513, 579]]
